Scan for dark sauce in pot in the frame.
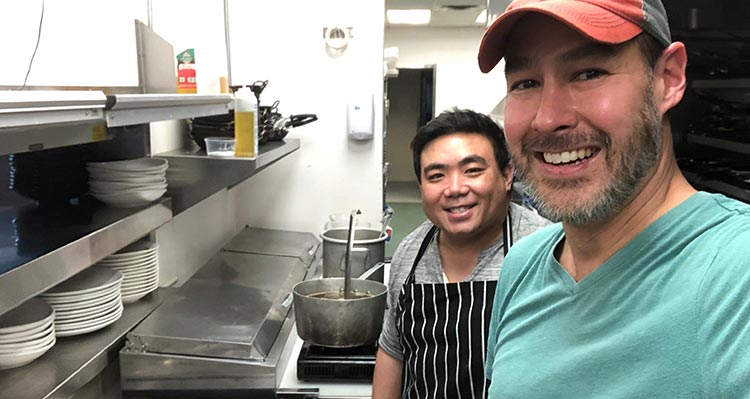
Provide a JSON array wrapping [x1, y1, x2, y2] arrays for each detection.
[[308, 291, 374, 300]]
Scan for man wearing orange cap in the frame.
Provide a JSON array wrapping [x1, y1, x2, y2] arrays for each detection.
[[478, 0, 750, 397]]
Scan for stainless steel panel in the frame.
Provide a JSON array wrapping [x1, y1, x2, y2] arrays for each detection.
[[128, 252, 307, 360], [0, 91, 108, 156], [120, 309, 296, 393], [0, 288, 175, 399], [105, 94, 232, 127], [223, 227, 320, 266], [134, 20, 177, 94], [0, 198, 172, 317], [156, 139, 300, 215]]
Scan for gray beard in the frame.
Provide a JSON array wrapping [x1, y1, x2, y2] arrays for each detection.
[[514, 80, 663, 225]]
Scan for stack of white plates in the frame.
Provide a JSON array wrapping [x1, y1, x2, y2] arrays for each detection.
[[39, 268, 124, 337], [94, 240, 160, 304], [0, 298, 56, 369], [86, 158, 168, 207]]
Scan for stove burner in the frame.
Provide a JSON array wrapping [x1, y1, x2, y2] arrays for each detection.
[[296, 341, 378, 382]]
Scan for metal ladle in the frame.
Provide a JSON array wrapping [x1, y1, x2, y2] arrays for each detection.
[[344, 209, 362, 299]]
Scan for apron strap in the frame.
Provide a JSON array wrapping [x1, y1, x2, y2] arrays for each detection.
[[502, 210, 512, 257], [403, 225, 439, 286]]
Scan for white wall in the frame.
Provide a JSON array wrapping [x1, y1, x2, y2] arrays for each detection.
[[384, 26, 507, 116], [149, 0, 386, 284], [0, 0, 145, 87], [150, 0, 228, 94], [229, 0, 386, 233]]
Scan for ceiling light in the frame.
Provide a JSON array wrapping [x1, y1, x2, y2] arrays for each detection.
[[386, 9, 431, 25], [475, 9, 487, 24]]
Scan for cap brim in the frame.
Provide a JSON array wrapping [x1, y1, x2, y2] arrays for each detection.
[[478, 0, 643, 73]]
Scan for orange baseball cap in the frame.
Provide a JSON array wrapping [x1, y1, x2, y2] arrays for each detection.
[[478, 0, 672, 73]]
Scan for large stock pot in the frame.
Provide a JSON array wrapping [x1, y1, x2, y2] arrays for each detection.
[[321, 228, 387, 282]]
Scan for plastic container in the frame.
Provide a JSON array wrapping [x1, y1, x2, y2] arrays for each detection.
[[233, 87, 258, 159], [204, 137, 236, 157]]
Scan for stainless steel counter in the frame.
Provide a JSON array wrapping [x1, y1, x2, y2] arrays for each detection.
[[120, 227, 319, 396], [0, 288, 176, 399]]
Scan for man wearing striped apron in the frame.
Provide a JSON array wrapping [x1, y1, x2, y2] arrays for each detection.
[[372, 109, 550, 399]]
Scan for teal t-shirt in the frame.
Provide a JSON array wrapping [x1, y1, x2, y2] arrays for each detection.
[[486, 192, 750, 398]]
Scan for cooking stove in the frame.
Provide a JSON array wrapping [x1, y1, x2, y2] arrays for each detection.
[[296, 341, 378, 382]]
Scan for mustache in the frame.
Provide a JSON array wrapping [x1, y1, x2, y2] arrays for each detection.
[[521, 130, 610, 154]]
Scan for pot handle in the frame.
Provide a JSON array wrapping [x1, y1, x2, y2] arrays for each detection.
[[286, 114, 318, 128], [359, 262, 385, 281], [307, 242, 320, 256], [281, 292, 294, 309]]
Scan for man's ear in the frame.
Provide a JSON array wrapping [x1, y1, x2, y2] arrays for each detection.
[[503, 164, 514, 192], [653, 42, 687, 115]]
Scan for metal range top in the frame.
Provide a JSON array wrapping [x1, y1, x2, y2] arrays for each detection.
[[120, 227, 320, 396]]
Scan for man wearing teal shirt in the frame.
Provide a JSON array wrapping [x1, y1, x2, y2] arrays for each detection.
[[476, 0, 750, 397]]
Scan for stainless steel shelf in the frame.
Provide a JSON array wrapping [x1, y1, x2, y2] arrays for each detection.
[[0, 288, 176, 399], [687, 134, 750, 155], [684, 171, 750, 203], [0, 91, 108, 156], [105, 94, 232, 127], [0, 198, 172, 317], [156, 139, 300, 215], [0, 92, 234, 156]]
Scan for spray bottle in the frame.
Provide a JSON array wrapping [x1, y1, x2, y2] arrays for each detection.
[[234, 87, 258, 159]]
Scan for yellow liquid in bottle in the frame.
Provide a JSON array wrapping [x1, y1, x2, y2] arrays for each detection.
[[234, 110, 256, 158]]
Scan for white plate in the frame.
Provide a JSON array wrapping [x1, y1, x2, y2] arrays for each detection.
[[122, 285, 159, 304], [89, 184, 168, 196], [122, 279, 159, 294], [86, 157, 168, 172], [92, 189, 166, 208], [121, 269, 159, 284], [55, 304, 123, 337], [43, 284, 120, 307], [42, 268, 122, 298], [121, 280, 159, 296], [89, 181, 167, 192], [89, 174, 166, 184], [55, 299, 121, 325], [0, 318, 54, 344], [0, 335, 55, 370], [108, 264, 159, 279], [0, 329, 55, 353], [121, 266, 159, 281], [122, 280, 159, 296], [0, 298, 54, 334], [87, 171, 166, 183], [42, 283, 120, 306], [54, 294, 122, 321], [97, 251, 158, 266]]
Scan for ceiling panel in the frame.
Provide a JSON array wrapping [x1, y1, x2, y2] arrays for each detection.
[[385, 0, 487, 27]]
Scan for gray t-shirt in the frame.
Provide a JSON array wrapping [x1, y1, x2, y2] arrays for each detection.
[[378, 202, 551, 360]]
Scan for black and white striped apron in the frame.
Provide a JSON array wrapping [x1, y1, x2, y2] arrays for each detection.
[[396, 220, 510, 399]]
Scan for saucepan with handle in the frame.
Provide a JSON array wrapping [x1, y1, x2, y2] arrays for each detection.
[[292, 210, 388, 347]]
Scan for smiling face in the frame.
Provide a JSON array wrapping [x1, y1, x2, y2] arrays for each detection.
[[502, 14, 665, 225], [419, 132, 513, 246]]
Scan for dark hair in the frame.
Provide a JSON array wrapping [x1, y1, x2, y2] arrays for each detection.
[[635, 32, 667, 69], [411, 108, 510, 182]]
